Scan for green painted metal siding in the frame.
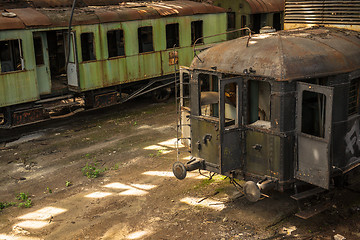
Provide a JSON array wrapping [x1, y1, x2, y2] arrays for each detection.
[[74, 13, 226, 91], [0, 30, 39, 107]]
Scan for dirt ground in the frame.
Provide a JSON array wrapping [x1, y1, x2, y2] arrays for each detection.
[[0, 97, 360, 240]]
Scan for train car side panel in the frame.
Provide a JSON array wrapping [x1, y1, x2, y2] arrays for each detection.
[[0, 30, 39, 107]]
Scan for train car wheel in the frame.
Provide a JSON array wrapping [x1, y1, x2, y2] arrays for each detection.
[[151, 86, 171, 103]]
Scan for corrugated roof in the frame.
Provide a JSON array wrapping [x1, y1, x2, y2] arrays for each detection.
[[0, 1, 225, 30], [191, 28, 360, 81], [245, 0, 284, 14]]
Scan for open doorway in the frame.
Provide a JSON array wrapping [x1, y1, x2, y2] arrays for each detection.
[[46, 30, 68, 94]]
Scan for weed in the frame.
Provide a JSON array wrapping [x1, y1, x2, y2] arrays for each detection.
[[112, 163, 119, 170], [156, 150, 163, 156], [15, 192, 32, 208], [133, 121, 137, 126], [82, 162, 105, 178], [193, 178, 215, 190], [46, 187, 52, 194], [148, 153, 155, 157], [16, 192, 29, 201], [18, 199, 32, 208], [0, 201, 16, 210], [65, 181, 72, 187]]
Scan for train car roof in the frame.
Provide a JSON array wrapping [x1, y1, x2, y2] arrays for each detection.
[[245, 0, 284, 14], [191, 27, 360, 82], [0, 1, 225, 30]]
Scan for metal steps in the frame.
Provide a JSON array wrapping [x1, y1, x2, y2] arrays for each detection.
[[291, 187, 326, 201]]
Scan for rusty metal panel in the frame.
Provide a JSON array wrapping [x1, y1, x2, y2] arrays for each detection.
[[136, 7, 160, 20], [0, 13, 25, 30], [246, 0, 284, 14], [192, 28, 360, 82], [296, 82, 334, 189], [9, 8, 51, 27], [12, 107, 46, 126]]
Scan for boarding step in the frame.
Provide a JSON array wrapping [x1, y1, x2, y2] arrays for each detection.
[[291, 187, 327, 201], [36, 94, 74, 104], [295, 202, 331, 219]]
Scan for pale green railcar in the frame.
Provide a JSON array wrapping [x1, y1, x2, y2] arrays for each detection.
[[0, 1, 226, 127]]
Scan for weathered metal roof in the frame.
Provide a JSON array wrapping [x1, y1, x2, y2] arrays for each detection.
[[245, 0, 284, 14], [191, 28, 360, 81], [0, 1, 225, 30]]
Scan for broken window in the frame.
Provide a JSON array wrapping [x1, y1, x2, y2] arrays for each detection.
[[301, 91, 326, 138], [248, 80, 271, 128], [33, 36, 44, 66], [224, 82, 237, 127], [166, 23, 179, 49], [191, 20, 203, 45], [200, 74, 219, 117], [107, 29, 125, 58], [0, 39, 23, 73], [138, 26, 154, 53], [348, 78, 360, 116], [81, 32, 96, 61]]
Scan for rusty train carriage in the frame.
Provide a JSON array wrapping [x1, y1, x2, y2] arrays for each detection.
[[0, 0, 227, 127], [173, 1, 360, 212]]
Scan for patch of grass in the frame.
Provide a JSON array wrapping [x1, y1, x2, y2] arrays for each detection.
[[111, 163, 120, 170], [193, 178, 215, 190], [82, 162, 105, 178]]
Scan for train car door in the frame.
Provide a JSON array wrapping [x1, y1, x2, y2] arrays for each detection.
[[295, 82, 333, 189], [67, 32, 79, 90], [33, 32, 51, 95], [220, 77, 243, 174]]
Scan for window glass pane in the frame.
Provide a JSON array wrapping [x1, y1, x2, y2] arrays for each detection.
[[301, 91, 326, 138], [166, 23, 179, 49], [33, 37, 44, 65], [0, 39, 22, 73], [191, 21, 203, 45], [200, 74, 219, 117], [107, 30, 125, 58], [138, 26, 153, 53], [81, 33, 96, 61]]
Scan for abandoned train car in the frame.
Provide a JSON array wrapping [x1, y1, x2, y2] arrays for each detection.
[[173, 0, 360, 209], [213, 0, 284, 39], [0, 0, 227, 127]]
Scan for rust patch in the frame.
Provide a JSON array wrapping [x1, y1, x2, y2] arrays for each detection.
[[9, 8, 51, 27]]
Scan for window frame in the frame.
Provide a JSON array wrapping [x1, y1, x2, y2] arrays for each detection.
[[0, 39, 24, 73], [80, 32, 96, 62], [166, 23, 180, 49], [107, 29, 125, 59], [138, 26, 154, 53]]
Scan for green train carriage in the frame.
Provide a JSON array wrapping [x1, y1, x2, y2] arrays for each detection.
[[0, 0, 227, 127]]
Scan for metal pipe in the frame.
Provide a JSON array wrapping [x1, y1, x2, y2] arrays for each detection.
[[66, 0, 78, 71]]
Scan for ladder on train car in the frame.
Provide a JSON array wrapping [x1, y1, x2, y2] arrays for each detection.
[[175, 67, 192, 161]]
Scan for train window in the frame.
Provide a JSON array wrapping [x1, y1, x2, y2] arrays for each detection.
[[227, 12, 236, 30], [81, 33, 96, 61], [138, 26, 154, 53], [33, 37, 44, 65], [348, 79, 360, 116], [224, 83, 237, 127], [200, 74, 219, 117], [166, 23, 179, 49], [191, 21, 203, 45], [301, 91, 326, 138], [0, 39, 23, 73], [248, 80, 271, 128], [107, 30, 125, 58]]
